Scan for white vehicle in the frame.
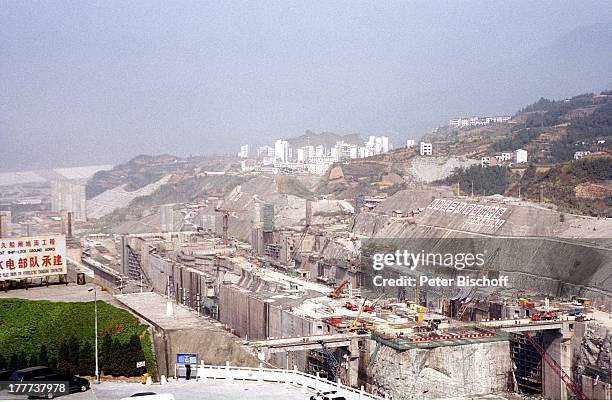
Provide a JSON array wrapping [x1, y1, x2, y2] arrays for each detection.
[[121, 392, 175, 400]]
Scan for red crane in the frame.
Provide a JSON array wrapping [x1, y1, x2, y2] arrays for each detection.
[[215, 207, 248, 245], [521, 331, 587, 400]]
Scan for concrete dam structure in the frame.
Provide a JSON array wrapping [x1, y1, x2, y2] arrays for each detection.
[[353, 195, 612, 308]]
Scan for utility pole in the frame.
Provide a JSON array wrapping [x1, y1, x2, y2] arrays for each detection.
[[539, 185, 544, 203], [471, 181, 474, 198], [88, 288, 99, 384]]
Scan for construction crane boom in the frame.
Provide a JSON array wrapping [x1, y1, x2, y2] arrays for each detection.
[[289, 224, 309, 263], [317, 340, 340, 378], [521, 331, 587, 400], [215, 207, 248, 245], [350, 299, 368, 331], [328, 279, 349, 298]]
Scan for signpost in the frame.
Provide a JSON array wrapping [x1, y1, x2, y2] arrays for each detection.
[[0, 235, 66, 281], [176, 354, 197, 364]]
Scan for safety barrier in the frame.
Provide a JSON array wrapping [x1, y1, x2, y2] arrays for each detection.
[[408, 332, 495, 342], [175, 361, 384, 400]]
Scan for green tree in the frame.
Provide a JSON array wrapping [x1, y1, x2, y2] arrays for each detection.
[[9, 353, 18, 371], [17, 351, 28, 369], [124, 335, 145, 376], [100, 332, 113, 376], [38, 345, 49, 367], [78, 342, 94, 376], [28, 353, 38, 367], [439, 165, 511, 196], [109, 338, 123, 376], [48, 356, 58, 371], [0, 354, 6, 370], [68, 335, 80, 374], [56, 339, 70, 374]]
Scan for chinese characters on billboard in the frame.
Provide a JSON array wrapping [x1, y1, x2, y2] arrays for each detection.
[[0, 235, 67, 281]]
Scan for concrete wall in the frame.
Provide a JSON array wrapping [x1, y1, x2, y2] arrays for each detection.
[[582, 375, 611, 400], [218, 284, 315, 342], [542, 329, 571, 399], [367, 340, 512, 399], [152, 327, 262, 377]]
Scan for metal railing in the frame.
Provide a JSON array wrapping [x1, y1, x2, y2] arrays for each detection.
[[174, 361, 384, 400]]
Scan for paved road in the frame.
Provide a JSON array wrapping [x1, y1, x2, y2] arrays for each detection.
[[0, 283, 116, 304], [0, 379, 313, 400]]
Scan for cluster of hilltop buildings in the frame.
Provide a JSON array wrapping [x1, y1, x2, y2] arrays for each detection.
[[481, 149, 528, 167], [449, 115, 511, 128], [237, 135, 392, 175]]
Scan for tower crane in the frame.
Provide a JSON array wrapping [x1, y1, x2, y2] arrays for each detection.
[[521, 331, 587, 400], [215, 207, 248, 245]]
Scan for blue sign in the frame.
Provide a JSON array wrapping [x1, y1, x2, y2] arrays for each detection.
[[176, 353, 197, 364]]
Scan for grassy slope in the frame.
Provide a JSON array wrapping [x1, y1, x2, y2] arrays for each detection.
[[275, 174, 315, 199], [0, 299, 156, 377]]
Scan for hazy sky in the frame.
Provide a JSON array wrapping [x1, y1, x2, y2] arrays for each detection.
[[1, 1, 611, 170]]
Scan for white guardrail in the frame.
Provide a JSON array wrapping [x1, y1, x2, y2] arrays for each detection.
[[174, 361, 384, 400]]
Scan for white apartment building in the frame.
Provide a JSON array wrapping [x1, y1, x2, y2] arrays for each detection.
[[238, 144, 249, 158], [515, 149, 528, 164], [485, 116, 511, 124], [296, 148, 305, 162], [315, 145, 325, 158], [262, 156, 276, 165], [240, 159, 256, 171], [296, 145, 315, 162], [406, 139, 415, 148], [365, 136, 390, 155], [574, 151, 591, 160], [306, 155, 339, 175], [258, 145, 274, 158], [450, 116, 511, 127], [274, 139, 289, 162], [420, 142, 433, 156]]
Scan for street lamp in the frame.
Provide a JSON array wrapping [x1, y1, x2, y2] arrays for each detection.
[[88, 288, 100, 384]]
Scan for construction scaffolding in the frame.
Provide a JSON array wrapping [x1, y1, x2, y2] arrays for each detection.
[[509, 332, 543, 395]]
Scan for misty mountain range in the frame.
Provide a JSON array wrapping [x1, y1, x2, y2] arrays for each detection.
[[415, 21, 612, 132], [1, 15, 611, 171]]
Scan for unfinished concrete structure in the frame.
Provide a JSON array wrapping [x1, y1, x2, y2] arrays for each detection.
[[51, 180, 87, 221], [106, 180, 610, 399]]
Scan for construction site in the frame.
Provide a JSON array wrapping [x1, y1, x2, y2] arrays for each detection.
[[0, 154, 610, 400], [8, 171, 597, 400]]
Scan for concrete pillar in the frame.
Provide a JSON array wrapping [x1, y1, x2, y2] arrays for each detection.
[[0, 213, 9, 238], [346, 338, 360, 388], [257, 363, 263, 385], [60, 210, 68, 235], [305, 200, 312, 227], [225, 360, 233, 384], [67, 212, 73, 237], [542, 328, 571, 400]]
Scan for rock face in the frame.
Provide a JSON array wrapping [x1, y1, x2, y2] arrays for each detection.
[[328, 166, 345, 181], [409, 156, 479, 183], [367, 341, 512, 399], [576, 322, 611, 378]]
